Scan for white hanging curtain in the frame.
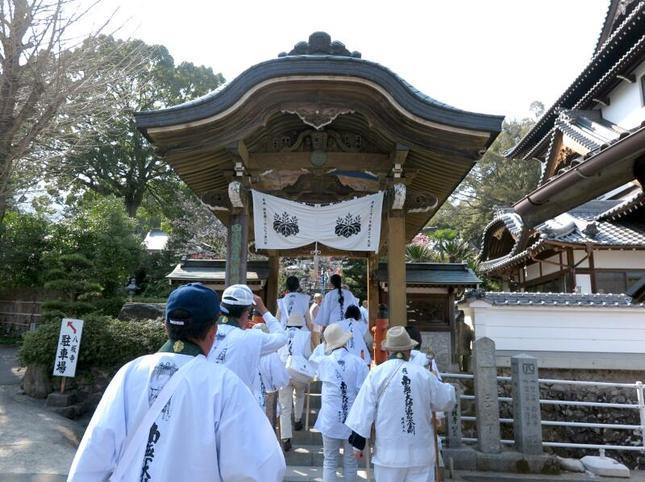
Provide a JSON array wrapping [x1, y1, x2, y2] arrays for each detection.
[[252, 190, 384, 252]]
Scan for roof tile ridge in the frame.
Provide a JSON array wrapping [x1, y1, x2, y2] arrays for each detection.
[[506, 2, 645, 159], [591, 0, 645, 61], [574, 32, 645, 110]]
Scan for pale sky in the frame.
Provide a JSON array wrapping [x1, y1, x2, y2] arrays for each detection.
[[92, 0, 608, 121]]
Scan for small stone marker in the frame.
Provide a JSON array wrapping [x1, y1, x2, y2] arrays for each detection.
[[581, 455, 630, 478], [472, 337, 501, 453], [511, 354, 543, 454], [446, 385, 462, 448]]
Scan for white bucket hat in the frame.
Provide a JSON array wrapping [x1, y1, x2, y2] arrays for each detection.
[[221, 284, 255, 307], [381, 326, 418, 352], [287, 313, 306, 327], [324, 323, 352, 354]]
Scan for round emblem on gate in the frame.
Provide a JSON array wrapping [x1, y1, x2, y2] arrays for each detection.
[[310, 150, 327, 167]]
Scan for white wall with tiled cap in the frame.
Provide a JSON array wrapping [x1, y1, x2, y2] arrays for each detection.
[[462, 298, 645, 369]]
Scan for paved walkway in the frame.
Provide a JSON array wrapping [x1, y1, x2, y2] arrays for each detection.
[[0, 346, 80, 479]]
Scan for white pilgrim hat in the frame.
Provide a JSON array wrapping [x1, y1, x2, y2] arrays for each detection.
[[381, 326, 418, 352], [324, 323, 352, 354]]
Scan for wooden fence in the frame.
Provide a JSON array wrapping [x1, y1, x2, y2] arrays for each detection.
[[0, 299, 43, 334]]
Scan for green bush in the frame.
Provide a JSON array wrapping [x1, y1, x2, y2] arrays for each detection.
[[19, 315, 166, 375], [92, 297, 126, 317]]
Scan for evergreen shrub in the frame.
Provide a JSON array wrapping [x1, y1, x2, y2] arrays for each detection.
[[19, 316, 166, 375]]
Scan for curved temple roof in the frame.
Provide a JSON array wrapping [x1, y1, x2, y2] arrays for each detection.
[[134, 32, 504, 247], [135, 32, 503, 135]]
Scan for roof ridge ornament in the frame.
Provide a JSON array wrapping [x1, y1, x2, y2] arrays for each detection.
[[278, 32, 362, 58]]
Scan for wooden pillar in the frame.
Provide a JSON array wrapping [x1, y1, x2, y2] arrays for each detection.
[[265, 251, 280, 314], [589, 247, 598, 293], [566, 248, 575, 292], [367, 254, 379, 329], [387, 211, 407, 326], [448, 287, 457, 365], [225, 208, 249, 286]]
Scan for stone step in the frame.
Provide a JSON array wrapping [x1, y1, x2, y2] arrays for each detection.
[[284, 465, 370, 481], [284, 444, 324, 467], [292, 428, 323, 446]]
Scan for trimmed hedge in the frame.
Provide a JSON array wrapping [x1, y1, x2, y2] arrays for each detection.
[[19, 316, 166, 375]]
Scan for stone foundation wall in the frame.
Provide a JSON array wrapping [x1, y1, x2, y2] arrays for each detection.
[[455, 368, 645, 469]]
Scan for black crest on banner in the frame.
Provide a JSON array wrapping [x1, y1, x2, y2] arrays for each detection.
[[335, 213, 361, 238], [273, 211, 300, 237]]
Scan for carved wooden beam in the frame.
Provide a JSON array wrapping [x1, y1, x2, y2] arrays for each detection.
[[227, 140, 249, 178], [247, 152, 390, 171], [228, 180, 246, 209], [390, 144, 409, 179], [405, 191, 438, 213], [391, 183, 406, 210], [201, 190, 231, 212]]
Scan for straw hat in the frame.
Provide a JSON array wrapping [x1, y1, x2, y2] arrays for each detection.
[[324, 323, 352, 354], [287, 313, 306, 327], [381, 326, 418, 352]]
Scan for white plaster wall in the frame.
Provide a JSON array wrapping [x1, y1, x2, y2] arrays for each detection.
[[575, 274, 592, 294], [593, 250, 645, 269], [542, 254, 561, 276], [470, 305, 645, 356], [573, 250, 589, 269], [526, 262, 540, 281], [601, 61, 645, 129]]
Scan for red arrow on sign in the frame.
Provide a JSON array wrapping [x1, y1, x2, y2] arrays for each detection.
[[67, 321, 77, 334]]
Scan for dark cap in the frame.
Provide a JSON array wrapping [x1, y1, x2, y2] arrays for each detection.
[[165, 283, 220, 327]]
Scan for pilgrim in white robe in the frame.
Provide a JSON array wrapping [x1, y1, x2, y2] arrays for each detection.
[[359, 304, 369, 324], [314, 288, 359, 327], [278, 326, 313, 440], [208, 311, 287, 390], [345, 358, 455, 481], [410, 350, 441, 380], [315, 348, 368, 482], [68, 352, 286, 482], [409, 349, 445, 465], [335, 317, 372, 365], [308, 342, 327, 371], [254, 351, 290, 409], [278, 292, 312, 329]]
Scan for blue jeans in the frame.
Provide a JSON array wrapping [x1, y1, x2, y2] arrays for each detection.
[[322, 435, 358, 482]]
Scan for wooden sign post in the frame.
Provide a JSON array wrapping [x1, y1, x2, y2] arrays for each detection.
[[52, 318, 84, 393]]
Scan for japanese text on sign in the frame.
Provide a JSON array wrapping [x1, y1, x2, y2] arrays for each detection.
[[52, 318, 84, 378]]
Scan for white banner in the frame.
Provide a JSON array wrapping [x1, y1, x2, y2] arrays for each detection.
[[252, 190, 383, 252], [53, 318, 84, 378]]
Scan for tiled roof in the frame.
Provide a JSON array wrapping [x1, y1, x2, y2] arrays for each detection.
[[596, 190, 645, 221], [166, 259, 269, 282], [525, 122, 645, 197], [376, 262, 481, 286], [550, 219, 645, 245], [557, 110, 626, 151], [506, 2, 645, 159], [143, 228, 169, 251], [136, 33, 504, 134], [537, 111, 633, 185], [478, 198, 645, 273], [461, 290, 644, 307]]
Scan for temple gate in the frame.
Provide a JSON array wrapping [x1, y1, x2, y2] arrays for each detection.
[[135, 32, 503, 327]]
